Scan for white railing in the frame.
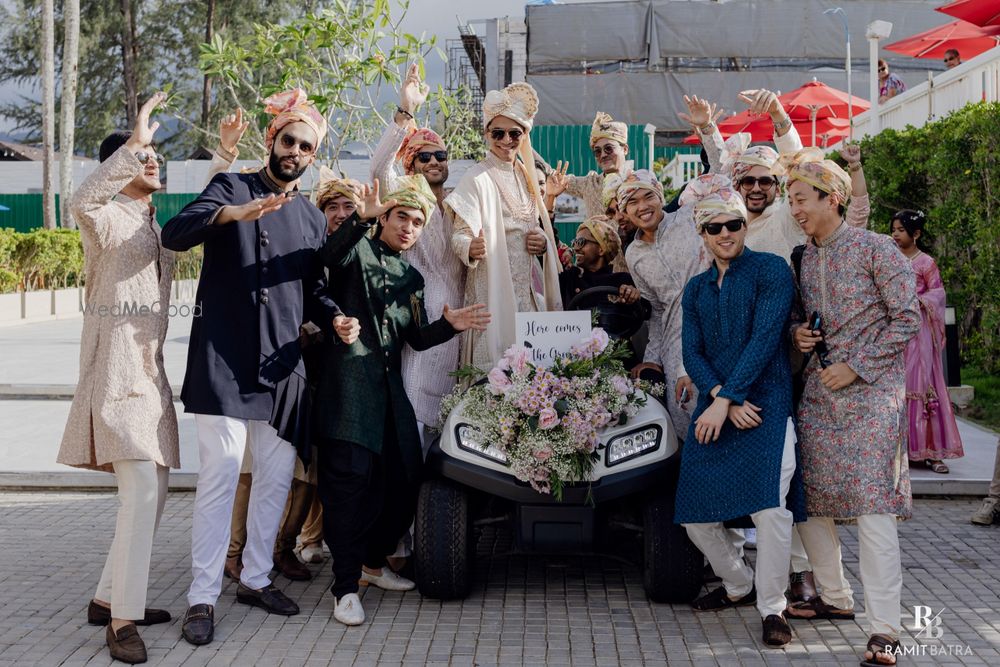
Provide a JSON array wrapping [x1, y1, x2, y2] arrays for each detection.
[[852, 46, 1000, 138], [661, 154, 703, 189]]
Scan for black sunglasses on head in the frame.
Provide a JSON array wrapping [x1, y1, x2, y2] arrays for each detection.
[[701, 219, 745, 235], [739, 175, 776, 189], [489, 128, 524, 142], [417, 150, 448, 163]]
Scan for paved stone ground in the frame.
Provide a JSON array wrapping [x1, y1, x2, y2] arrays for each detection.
[[0, 492, 996, 666]]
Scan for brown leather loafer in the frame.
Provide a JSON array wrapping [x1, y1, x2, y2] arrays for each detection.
[[88, 600, 171, 626], [224, 555, 243, 580], [274, 549, 312, 581], [787, 571, 817, 603], [762, 614, 792, 647], [106, 623, 147, 664]]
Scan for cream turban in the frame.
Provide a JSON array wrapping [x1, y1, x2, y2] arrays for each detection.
[[263, 88, 327, 147], [680, 173, 749, 227], [483, 82, 539, 132], [577, 215, 622, 262], [385, 174, 437, 223], [772, 148, 851, 202], [590, 112, 628, 147], [312, 166, 363, 210], [731, 144, 781, 184], [616, 169, 664, 210], [601, 172, 627, 210]]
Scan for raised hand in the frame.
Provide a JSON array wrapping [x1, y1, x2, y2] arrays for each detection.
[[469, 228, 487, 262], [678, 95, 719, 129], [545, 160, 570, 198], [400, 62, 429, 115], [839, 143, 861, 165], [356, 179, 399, 221], [738, 89, 782, 118], [217, 194, 288, 224], [219, 108, 250, 155], [126, 91, 166, 150], [333, 315, 361, 344], [443, 303, 491, 332]]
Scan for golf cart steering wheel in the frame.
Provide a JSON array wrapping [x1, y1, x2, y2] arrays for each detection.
[[566, 285, 647, 340]]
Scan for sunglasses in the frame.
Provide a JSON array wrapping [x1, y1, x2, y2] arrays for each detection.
[[571, 237, 599, 249], [416, 150, 448, 163], [135, 151, 164, 166], [738, 175, 777, 190], [489, 128, 524, 142], [701, 219, 745, 235], [279, 133, 315, 155], [592, 144, 619, 158]]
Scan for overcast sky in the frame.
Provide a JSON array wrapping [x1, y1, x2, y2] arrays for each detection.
[[0, 0, 601, 136]]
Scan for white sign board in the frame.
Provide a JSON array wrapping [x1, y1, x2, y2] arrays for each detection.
[[515, 311, 592, 367]]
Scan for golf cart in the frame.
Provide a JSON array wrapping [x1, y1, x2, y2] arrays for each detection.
[[413, 286, 704, 603]]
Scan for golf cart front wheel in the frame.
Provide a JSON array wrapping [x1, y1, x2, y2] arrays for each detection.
[[642, 490, 704, 603], [414, 479, 472, 600]]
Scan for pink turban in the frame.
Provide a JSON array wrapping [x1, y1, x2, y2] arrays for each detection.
[[396, 127, 447, 173], [263, 88, 327, 147]]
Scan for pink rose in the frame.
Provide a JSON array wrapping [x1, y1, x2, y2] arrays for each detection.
[[591, 328, 610, 352], [487, 367, 512, 394], [533, 446, 553, 462], [611, 375, 632, 397], [538, 407, 560, 430], [503, 344, 530, 375]]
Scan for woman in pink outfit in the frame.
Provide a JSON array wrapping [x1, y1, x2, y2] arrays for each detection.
[[890, 210, 964, 473]]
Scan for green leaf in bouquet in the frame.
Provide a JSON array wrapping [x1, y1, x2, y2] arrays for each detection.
[[553, 398, 569, 416]]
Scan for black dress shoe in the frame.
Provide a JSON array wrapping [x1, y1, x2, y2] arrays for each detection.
[[181, 604, 214, 646], [692, 585, 757, 611], [106, 623, 148, 664], [236, 583, 300, 616], [88, 600, 171, 627], [762, 614, 792, 647]]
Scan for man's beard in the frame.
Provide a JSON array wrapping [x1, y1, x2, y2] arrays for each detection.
[[268, 151, 308, 182]]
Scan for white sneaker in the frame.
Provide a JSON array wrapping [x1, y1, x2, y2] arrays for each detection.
[[297, 543, 324, 564], [360, 568, 416, 591], [334, 593, 365, 626]]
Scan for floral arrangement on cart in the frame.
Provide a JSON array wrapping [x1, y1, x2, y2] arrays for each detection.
[[442, 329, 663, 499]]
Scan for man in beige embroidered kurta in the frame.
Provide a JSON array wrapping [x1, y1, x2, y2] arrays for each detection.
[[564, 112, 632, 219]]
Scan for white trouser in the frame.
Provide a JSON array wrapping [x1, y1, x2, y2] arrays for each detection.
[[684, 418, 797, 618], [790, 525, 811, 573], [796, 513, 903, 636], [95, 460, 169, 620], [187, 415, 296, 606]]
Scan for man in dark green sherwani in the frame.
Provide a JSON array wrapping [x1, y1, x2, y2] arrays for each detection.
[[314, 175, 490, 627]]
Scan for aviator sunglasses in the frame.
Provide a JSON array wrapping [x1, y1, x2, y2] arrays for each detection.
[[738, 175, 776, 190], [701, 219, 745, 235], [489, 128, 524, 142], [279, 133, 315, 155]]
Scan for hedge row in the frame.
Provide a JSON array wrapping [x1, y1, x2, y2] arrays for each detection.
[[0, 228, 202, 294], [859, 101, 1000, 374]]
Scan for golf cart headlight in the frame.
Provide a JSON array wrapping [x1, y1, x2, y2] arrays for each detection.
[[606, 425, 661, 466], [456, 424, 508, 464]]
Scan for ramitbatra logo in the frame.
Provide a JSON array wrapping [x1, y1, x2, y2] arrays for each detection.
[[890, 606, 972, 658], [912, 605, 944, 640]]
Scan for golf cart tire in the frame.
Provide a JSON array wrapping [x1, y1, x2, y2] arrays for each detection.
[[414, 479, 472, 600], [642, 490, 704, 603]]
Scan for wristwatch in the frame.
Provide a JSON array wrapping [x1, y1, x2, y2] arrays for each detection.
[[697, 122, 716, 136], [773, 116, 792, 134], [848, 161, 863, 173]]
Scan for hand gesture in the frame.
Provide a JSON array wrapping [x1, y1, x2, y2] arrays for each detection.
[[525, 228, 548, 256], [694, 397, 729, 444], [728, 400, 762, 429], [400, 63, 429, 115], [793, 323, 823, 353], [839, 143, 861, 165], [356, 179, 399, 221], [219, 108, 249, 155], [545, 161, 570, 198], [469, 228, 487, 262], [819, 362, 858, 391], [126, 92, 166, 150], [333, 315, 361, 344], [218, 193, 287, 224], [738, 89, 782, 118], [443, 303, 491, 332], [618, 283, 640, 305], [678, 95, 720, 129], [675, 375, 694, 405]]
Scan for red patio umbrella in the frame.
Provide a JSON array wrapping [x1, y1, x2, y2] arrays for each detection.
[[884, 19, 1000, 60], [778, 80, 870, 120], [937, 0, 1000, 28]]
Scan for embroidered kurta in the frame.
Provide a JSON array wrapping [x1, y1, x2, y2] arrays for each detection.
[[565, 171, 612, 219], [793, 223, 920, 520], [370, 122, 466, 426], [314, 215, 456, 479], [676, 249, 805, 524], [624, 206, 710, 437], [703, 125, 871, 262], [904, 252, 964, 461], [58, 146, 179, 472], [447, 153, 562, 370]]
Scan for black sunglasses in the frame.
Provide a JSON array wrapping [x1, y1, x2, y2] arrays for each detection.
[[279, 133, 315, 155], [738, 175, 776, 189], [571, 236, 599, 249], [417, 150, 448, 163], [592, 144, 618, 158], [489, 128, 524, 142], [701, 219, 745, 235]]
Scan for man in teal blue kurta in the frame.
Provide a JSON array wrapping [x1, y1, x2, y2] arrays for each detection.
[[313, 176, 490, 627], [672, 175, 804, 648]]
